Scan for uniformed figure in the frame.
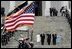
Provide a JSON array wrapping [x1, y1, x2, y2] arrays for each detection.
[[46, 34, 51, 45], [40, 33, 45, 45], [52, 32, 57, 45]]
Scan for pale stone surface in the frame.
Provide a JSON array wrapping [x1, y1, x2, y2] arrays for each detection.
[[1, 16, 71, 48]]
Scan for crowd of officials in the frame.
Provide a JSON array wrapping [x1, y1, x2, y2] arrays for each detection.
[[40, 32, 57, 45]]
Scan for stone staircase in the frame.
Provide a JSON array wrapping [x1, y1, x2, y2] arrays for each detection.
[[33, 16, 71, 48], [1, 16, 71, 48]]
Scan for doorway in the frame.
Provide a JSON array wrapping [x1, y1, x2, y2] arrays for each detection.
[[35, 1, 42, 16]]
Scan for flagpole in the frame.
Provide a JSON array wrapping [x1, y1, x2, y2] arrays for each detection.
[[30, 26, 33, 41], [31, 29, 33, 41], [28, 29, 29, 38]]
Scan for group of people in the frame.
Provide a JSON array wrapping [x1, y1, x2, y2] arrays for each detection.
[[49, 6, 71, 27], [50, 7, 58, 16], [60, 6, 71, 27], [37, 32, 62, 45], [1, 30, 15, 45], [18, 37, 34, 48], [40, 33, 57, 45]]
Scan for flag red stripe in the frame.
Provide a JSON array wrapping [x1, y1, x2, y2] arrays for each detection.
[[6, 23, 33, 30], [5, 20, 34, 27], [5, 19, 34, 23], [5, 15, 34, 23]]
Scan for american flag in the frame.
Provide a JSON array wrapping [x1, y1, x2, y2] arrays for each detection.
[[5, 2, 35, 31]]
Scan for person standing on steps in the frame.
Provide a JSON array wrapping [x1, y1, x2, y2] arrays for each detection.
[[46, 33, 51, 45], [52, 32, 57, 45], [40, 33, 45, 45]]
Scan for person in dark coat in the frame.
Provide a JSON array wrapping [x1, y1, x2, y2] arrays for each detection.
[[53, 8, 56, 16], [52, 8, 58, 16], [40, 33, 45, 45], [54, 9, 58, 16], [46, 34, 51, 45], [18, 40, 24, 48], [52, 33, 57, 45], [50, 8, 53, 16], [1, 7, 5, 16]]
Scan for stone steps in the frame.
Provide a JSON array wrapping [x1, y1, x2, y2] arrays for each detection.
[[33, 44, 71, 48], [1, 16, 71, 48]]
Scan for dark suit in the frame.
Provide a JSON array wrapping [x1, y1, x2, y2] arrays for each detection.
[[52, 34, 57, 45], [50, 8, 54, 16], [54, 9, 58, 16], [40, 33, 45, 45], [1, 7, 5, 16], [46, 34, 51, 45]]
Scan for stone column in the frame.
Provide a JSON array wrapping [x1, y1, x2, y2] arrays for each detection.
[[42, 1, 45, 16], [43, 1, 51, 16]]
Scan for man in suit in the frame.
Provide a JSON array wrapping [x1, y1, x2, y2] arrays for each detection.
[[50, 8, 52, 16], [53, 7, 58, 16], [52, 33, 57, 45], [54, 9, 58, 16], [46, 34, 51, 45], [40, 33, 45, 45]]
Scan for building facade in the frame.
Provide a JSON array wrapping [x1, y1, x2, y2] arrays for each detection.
[[1, 1, 71, 16]]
